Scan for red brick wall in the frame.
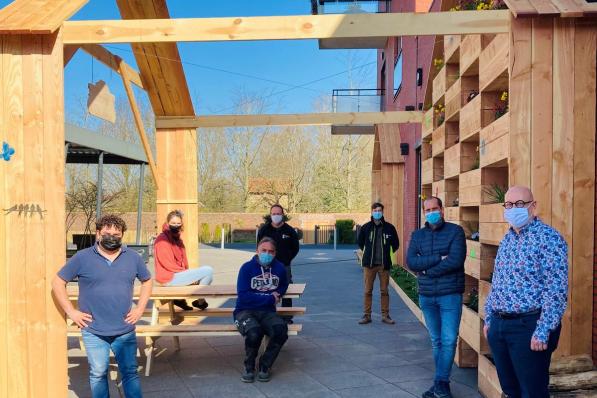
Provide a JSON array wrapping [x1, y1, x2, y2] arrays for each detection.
[[376, 0, 438, 259]]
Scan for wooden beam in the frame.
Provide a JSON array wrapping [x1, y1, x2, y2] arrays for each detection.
[[63, 45, 78, 66], [0, 0, 88, 34], [62, 11, 511, 44], [76, 44, 144, 89], [118, 62, 159, 188], [156, 111, 424, 129]]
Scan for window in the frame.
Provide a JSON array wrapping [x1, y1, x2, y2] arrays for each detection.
[[393, 51, 402, 98]]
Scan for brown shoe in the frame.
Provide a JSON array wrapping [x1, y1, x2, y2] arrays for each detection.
[[382, 315, 395, 325], [358, 315, 372, 324]]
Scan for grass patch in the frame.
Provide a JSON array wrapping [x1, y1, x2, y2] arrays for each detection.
[[390, 266, 419, 306]]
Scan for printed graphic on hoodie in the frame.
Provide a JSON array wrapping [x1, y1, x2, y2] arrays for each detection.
[[251, 271, 280, 292]]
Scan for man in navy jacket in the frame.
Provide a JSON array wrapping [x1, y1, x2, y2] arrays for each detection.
[[406, 196, 466, 398], [234, 237, 289, 383]]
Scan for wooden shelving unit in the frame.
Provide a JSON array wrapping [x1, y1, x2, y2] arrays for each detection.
[[425, 32, 510, 397]]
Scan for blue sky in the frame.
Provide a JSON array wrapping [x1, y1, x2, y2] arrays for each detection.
[[0, 0, 378, 117]]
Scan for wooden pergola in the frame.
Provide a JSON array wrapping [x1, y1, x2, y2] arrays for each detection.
[[0, 0, 595, 396]]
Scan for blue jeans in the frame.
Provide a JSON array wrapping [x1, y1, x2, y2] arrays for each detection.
[[487, 312, 560, 398], [419, 293, 463, 383], [166, 266, 213, 286], [81, 329, 142, 398]]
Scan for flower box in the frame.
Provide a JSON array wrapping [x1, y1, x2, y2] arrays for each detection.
[[480, 113, 509, 168], [479, 34, 509, 92], [479, 354, 504, 398], [460, 94, 481, 141], [460, 34, 495, 77], [423, 157, 444, 184], [444, 34, 460, 64], [432, 122, 459, 157], [480, 203, 509, 246], [479, 280, 491, 320], [454, 337, 478, 368], [460, 305, 481, 352], [422, 107, 434, 139], [444, 142, 478, 179], [433, 63, 459, 105]]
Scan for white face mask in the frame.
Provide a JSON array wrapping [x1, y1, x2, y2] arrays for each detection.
[[271, 215, 283, 224]]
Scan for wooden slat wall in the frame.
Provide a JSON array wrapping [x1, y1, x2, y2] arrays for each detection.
[[509, 17, 597, 359], [0, 31, 66, 397], [571, 20, 596, 356], [380, 163, 405, 264]]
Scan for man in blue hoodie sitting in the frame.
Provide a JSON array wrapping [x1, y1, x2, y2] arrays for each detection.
[[234, 237, 289, 383]]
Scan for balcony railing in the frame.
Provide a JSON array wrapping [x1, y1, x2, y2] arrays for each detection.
[[332, 89, 385, 113], [311, 0, 391, 14]]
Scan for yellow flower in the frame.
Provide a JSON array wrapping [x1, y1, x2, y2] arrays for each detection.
[[500, 91, 508, 101]]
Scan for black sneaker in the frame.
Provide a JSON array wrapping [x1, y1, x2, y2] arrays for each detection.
[[172, 299, 192, 311], [240, 370, 255, 383], [422, 382, 436, 398], [192, 299, 209, 310], [257, 368, 271, 382], [434, 381, 452, 398]]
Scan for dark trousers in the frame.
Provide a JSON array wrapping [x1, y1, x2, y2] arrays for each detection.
[[487, 312, 560, 398], [234, 310, 288, 372], [281, 264, 293, 319]]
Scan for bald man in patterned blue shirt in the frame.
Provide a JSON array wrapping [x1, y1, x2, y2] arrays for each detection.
[[483, 186, 568, 398]]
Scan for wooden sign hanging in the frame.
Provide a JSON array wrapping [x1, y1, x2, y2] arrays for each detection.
[[87, 80, 116, 123]]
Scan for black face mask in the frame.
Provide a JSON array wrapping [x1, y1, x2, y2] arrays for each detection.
[[169, 225, 182, 233], [100, 234, 122, 251]]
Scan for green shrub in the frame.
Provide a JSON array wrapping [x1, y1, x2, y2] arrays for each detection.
[[335, 219, 355, 244], [390, 266, 419, 306]]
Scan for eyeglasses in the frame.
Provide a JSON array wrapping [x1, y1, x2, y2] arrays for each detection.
[[502, 200, 533, 209]]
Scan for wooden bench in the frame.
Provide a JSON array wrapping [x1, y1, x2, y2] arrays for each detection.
[[67, 284, 306, 376]]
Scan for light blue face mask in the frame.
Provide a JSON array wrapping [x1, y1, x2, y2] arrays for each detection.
[[503, 207, 530, 229], [372, 211, 383, 220], [258, 252, 274, 266], [425, 210, 442, 225]]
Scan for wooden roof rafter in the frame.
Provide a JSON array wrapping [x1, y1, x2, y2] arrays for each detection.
[[0, 0, 88, 34]]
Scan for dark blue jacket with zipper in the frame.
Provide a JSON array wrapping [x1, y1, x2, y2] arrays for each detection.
[[357, 217, 399, 270], [406, 220, 466, 297]]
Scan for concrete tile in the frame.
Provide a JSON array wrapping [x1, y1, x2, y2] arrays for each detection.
[[311, 370, 387, 390], [373, 364, 434, 383], [336, 383, 416, 398], [188, 380, 267, 398]]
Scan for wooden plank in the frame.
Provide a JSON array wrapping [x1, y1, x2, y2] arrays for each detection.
[[62, 11, 512, 44], [156, 111, 424, 129], [0, 34, 6, 398], [503, 0, 538, 17], [422, 158, 434, 185], [479, 280, 491, 319], [68, 323, 303, 337], [62, 44, 78, 66], [432, 124, 446, 156], [80, 44, 144, 89], [459, 305, 481, 352], [479, 33, 509, 92], [42, 30, 67, 397], [551, 17, 575, 358], [444, 34, 460, 64], [119, 62, 159, 187], [478, 354, 503, 397], [479, 113, 509, 168], [422, 107, 434, 139], [570, 21, 595, 357], [22, 34, 46, 398], [67, 283, 306, 299], [3, 34, 28, 398], [460, 34, 481, 77], [455, 338, 478, 368], [460, 94, 481, 142], [508, 16, 532, 187], [550, 0, 585, 17], [378, 123, 404, 164], [530, 17, 553, 223], [459, 169, 482, 206], [527, 0, 560, 15], [156, 306, 306, 318], [0, 0, 88, 34], [479, 222, 509, 246]]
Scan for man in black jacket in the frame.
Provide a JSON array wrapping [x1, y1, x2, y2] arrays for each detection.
[[257, 204, 299, 323], [357, 202, 400, 325], [406, 196, 466, 398]]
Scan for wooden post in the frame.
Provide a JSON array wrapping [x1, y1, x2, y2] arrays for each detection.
[[156, 128, 199, 268], [0, 31, 67, 397]]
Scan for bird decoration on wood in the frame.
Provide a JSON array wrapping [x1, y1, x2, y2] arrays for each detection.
[[1, 141, 15, 161]]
